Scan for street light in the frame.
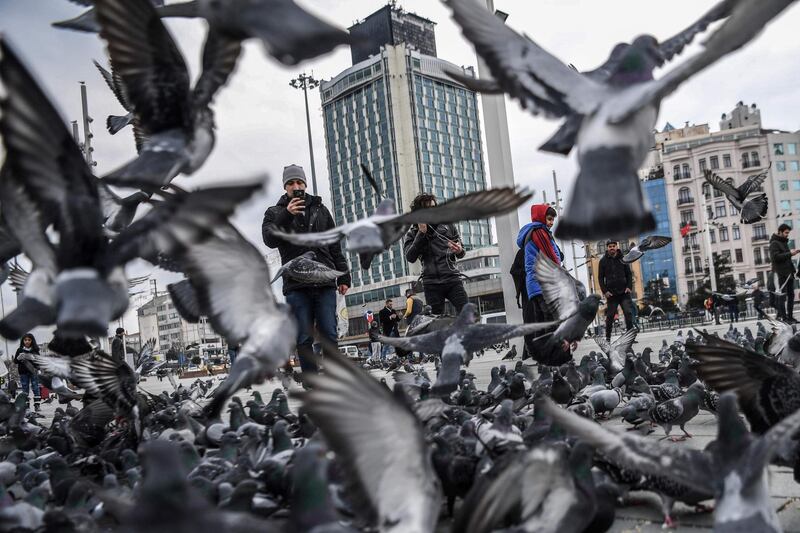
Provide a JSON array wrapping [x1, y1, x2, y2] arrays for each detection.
[[289, 73, 320, 196]]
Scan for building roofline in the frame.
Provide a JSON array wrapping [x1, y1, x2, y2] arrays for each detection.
[[348, 4, 436, 31]]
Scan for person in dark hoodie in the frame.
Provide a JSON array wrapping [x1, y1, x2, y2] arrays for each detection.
[[262, 164, 351, 373], [769, 223, 800, 323], [517, 204, 565, 359], [403, 193, 467, 315], [598, 240, 634, 341], [14, 333, 41, 411]]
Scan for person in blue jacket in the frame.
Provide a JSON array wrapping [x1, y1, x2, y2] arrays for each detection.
[[517, 204, 563, 359]]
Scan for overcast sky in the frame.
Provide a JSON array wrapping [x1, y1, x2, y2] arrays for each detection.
[[0, 0, 798, 339]]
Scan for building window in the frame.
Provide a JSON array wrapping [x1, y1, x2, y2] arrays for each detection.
[[681, 163, 691, 179], [755, 248, 762, 265], [680, 210, 695, 225], [708, 155, 719, 170], [695, 256, 702, 271], [678, 186, 693, 204], [687, 280, 695, 293], [699, 158, 707, 172], [781, 200, 792, 211], [685, 257, 692, 274], [732, 225, 741, 240], [715, 202, 727, 218], [735, 249, 743, 263], [720, 226, 729, 241], [721, 250, 732, 263], [791, 161, 800, 172], [753, 223, 767, 239], [673, 164, 681, 180], [709, 229, 716, 243], [722, 154, 731, 168], [751, 152, 760, 167], [706, 205, 714, 219], [702, 182, 711, 198], [780, 180, 789, 191], [789, 143, 798, 155], [742, 153, 750, 168], [730, 203, 739, 215], [777, 161, 787, 172], [774, 143, 785, 155]]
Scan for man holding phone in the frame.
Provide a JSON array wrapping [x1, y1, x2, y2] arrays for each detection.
[[263, 164, 350, 373]]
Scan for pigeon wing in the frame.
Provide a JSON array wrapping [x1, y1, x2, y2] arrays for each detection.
[[70, 352, 138, 412], [94, 0, 192, 133], [639, 235, 672, 251], [608, 0, 795, 123], [704, 170, 742, 202], [658, 0, 737, 61], [594, 336, 612, 355], [167, 279, 201, 323], [393, 187, 532, 226], [462, 320, 564, 353], [296, 341, 441, 530], [535, 256, 580, 320], [31, 355, 74, 379], [377, 331, 443, 354], [611, 328, 638, 355], [737, 168, 769, 198], [265, 224, 348, 247], [7, 262, 29, 294], [445, 0, 607, 117], [192, 29, 242, 109], [538, 398, 715, 494]]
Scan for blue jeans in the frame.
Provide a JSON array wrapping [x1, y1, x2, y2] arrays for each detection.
[[20, 373, 40, 402], [286, 287, 338, 373]]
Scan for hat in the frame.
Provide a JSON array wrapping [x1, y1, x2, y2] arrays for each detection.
[[606, 239, 619, 245], [282, 164, 307, 187]]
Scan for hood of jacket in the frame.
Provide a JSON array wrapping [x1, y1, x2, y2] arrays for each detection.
[[517, 221, 549, 246]]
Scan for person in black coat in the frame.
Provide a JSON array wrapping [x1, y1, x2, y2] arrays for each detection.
[[14, 333, 41, 411], [111, 327, 126, 364], [597, 240, 634, 341], [752, 285, 767, 319], [769, 223, 800, 323], [262, 165, 351, 373]]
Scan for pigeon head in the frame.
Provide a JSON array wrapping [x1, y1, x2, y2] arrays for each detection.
[[578, 294, 602, 319], [610, 35, 662, 84]]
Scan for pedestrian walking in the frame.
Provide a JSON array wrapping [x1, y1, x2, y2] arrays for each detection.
[[262, 164, 351, 373], [752, 285, 767, 319], [111, 327, 126, 363], [769, 223, 799, 323], [403, 193, 468, 315], [598, 240, 635, 341], [378, 299, 400, 359], [14, 333, 41, 411], [368, 321, 381, 361], [403, 289, 424, 326]]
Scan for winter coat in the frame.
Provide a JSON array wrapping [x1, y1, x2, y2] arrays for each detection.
[[111, 335, 125, 363], [769, 233, 796, 279], [517, 222, 562, 298], [262, 193, 351, 294], [403, 223, 466, 286], [598, 251, 632, 296], [14, 345, 39, 377], [368, 322, 380, 342]]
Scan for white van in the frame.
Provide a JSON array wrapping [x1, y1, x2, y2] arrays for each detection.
[[480, 312, 507, 325], [339, 345, 360, 359]]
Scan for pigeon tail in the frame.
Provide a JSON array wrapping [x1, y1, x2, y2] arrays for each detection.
[[51, 10, 101, 33], [168, 280, 200, 323], [539, 115, 583, 156], [0, 298, 54, 340], [104, 150, 187, 191], [431, 351, 462, 396], [556, 147, 656, 240], [106, 113, 133, 135]]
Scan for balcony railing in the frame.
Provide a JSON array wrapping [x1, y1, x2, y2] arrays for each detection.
[[682, 244, 700, 253], [753, 234, 769, 242], [677, 197, 695, 206]]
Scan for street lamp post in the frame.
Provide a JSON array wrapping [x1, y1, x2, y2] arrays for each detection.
[[289, 73, 320, 196]]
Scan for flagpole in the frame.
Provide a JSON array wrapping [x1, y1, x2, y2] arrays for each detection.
[[700, 194, 717, 292]]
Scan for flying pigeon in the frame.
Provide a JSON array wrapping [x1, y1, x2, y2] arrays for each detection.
[[296, 341, 442, 532], [622, 235, 672, 263], [540, 393, 800, 533], [533, 256, 602, 365], [593, 328, 638, 374], [445, 0, 796, 240], [378, 303, 560, 394], [93, 60, 134, 135], [269, 250, 347, 285], [704, 168, 769, 223], [52, 0, 164, 33], [268, 187, 532, 269], [94, 0, 243, 189]]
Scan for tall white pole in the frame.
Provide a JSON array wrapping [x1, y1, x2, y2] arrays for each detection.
[[700, 195, 718, 292]]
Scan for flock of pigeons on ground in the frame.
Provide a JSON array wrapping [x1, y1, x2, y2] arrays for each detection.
[[0, 0, 799, 531]]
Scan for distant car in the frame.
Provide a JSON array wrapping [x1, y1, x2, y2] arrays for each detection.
[[480, 312, 507, 325], [339, 345, 360, 359]]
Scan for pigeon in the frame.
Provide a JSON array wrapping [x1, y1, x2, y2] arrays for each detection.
[[501, 344, 517, 360], [622, 235, 672, 264], [268, 250, 347, 285], [378, 303, 560, 394], [93, 59, 135, 135], [540, 392, 800, 532], [533, 256, 602, 365], [52, 0, 165, 33], [95, 0, 243, 189], [589, 388, 623, 418], [704, 168, 769, 223], [296, 341, 442, 532], [594, 328, 638, 375], [445, 0, 796, 239], [446, 0, 735, 157], [648, 383, 704, 441], [268, 187, 531, 269]]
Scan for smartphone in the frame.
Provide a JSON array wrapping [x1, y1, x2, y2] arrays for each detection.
[[292, 189, 305, 199]]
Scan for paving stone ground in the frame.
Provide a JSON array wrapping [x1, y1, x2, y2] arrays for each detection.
[[32, 317, 800, 531]]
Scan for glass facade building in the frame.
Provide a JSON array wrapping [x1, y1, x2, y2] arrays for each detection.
[[349, 5, 437, 65], [321, 44, 491, 298], [640, 175, 677, 295]]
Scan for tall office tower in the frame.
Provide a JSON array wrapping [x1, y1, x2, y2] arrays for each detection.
[[348, 4, 437, 64], [321, 7, 499, 336]]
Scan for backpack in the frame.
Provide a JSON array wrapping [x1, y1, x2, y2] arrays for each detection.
[[510, 229, 534, 308]]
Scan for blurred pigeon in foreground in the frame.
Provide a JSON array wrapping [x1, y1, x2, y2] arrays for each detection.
[[269, 187, 531, 269], [622, 235, 672, 264], [269, 250, 347, 285], [704, 168, 769, 223], [93, 60, 135, 135], [445, 0, 796, 240], [52, 0, 164, 33]]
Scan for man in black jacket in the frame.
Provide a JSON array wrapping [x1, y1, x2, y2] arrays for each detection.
[[769, 223, 800, 322], [262, 165, 351, 373], [598, 240, 634, 341], [403, 193, 467, 315], [111, 328, 126, 364]]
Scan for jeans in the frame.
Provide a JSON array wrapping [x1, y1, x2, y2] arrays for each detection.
[[424, 280, 468, 315], [20, 373, 40, 403], [605, 293, 634, 340], [370, 342, 381, 360], [227, 348, 238, 366], [381, 329, 398, 358], [286, 287, 338, 373]]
